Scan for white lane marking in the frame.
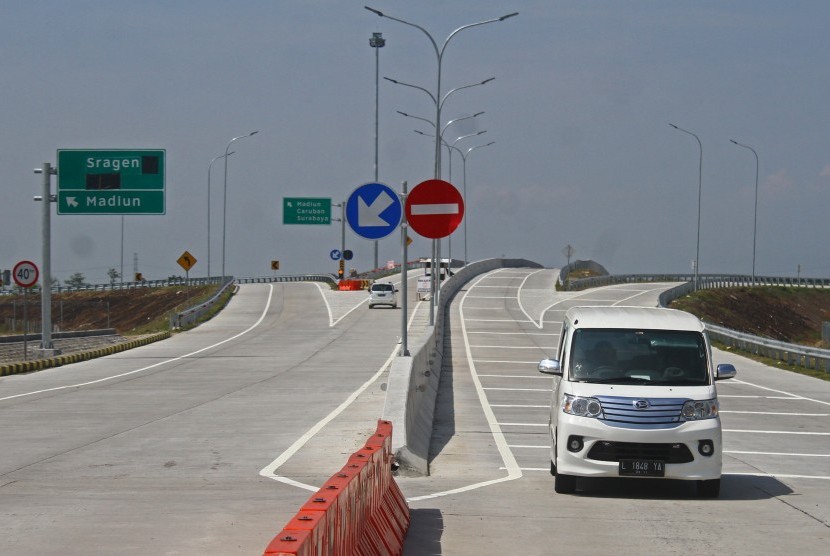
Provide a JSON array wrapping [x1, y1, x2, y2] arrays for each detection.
[[466, 331, 558, 336], [729, 379, 830, 407], [475, 360, 540, 364], [471, 345, 555, 350], [408, 270, 523, 502], [492, 405, 549, 408], [313, 282, 370, 327], [464, 319, 534, 323], [0, 284, 275, 403], [516, 268, 546, 329], [727, 472, 830, 481], [478, 375, 549, 379], [314, 282, 335, 325], [484, 387, 552, 392], [724, 429, 830, 436], [260, 297, 424, 491], [727, 450, 830, 457]]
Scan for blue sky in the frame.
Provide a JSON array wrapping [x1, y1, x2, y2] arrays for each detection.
[[1, 1, 828, 284]]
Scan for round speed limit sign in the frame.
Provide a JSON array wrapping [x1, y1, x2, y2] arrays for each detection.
[[13, 260, 39, 288]]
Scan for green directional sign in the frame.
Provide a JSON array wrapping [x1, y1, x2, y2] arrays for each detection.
[[57, 149, 166, 215], [283, 197, 331, 225]]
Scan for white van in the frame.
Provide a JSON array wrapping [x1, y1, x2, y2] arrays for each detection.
[[538, 306, 736, 497]]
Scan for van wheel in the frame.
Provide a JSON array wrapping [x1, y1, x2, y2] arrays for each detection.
[[554, 473, 576, 494], [550, 460, 556, 476], [697, 479, 720, 498]]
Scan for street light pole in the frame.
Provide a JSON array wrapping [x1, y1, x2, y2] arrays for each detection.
[[669, 123, 703, 290], [730, 139, 760, 284], [208, 151, 233, 281], [367, 5, 517, 325], [449, 141, 495, 265], [370, 32, 386, 271], [221, 130, 259, 282]]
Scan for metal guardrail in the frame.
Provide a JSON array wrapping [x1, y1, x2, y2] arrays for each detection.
[[567, 273, 830, 291], [705, 322, 830, 373], [656, 279, 829, 373], [1, 276, 228, 295], [235, 274, 338, 287]]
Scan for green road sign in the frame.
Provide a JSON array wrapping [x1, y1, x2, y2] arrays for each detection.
[[283, 197, 331, 225], [57, 149, 165, 215]]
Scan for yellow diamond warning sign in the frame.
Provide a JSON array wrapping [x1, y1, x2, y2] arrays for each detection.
[[177, 251, 197, 272]]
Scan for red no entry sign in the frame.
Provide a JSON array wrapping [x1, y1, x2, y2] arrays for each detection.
[[405, 179, 465, 239]]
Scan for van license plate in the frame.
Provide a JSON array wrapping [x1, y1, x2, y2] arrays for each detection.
[[619, 460, 664, 477]]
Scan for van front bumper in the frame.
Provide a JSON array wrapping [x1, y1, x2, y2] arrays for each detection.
[[554, 415, 723, 481]]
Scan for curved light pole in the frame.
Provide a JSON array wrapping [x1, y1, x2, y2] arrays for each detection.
[[370, 32, 386, 270], [366, 6, 516, 180], [399, 110, 485, 177], [222, 130, 259, 281], [367, 6, 516, 326], [730, 139, 760, 283], [208, 151, 233, 280], [415, 129, 487, 264], [669, 123, 703, 290], [385, 77, 493, 176], [455, 141, 495, 265]]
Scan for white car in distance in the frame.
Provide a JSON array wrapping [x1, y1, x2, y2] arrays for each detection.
[[368, 282, 398, 309]]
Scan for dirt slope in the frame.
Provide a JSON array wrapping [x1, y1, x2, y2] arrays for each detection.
[[669, 286, 830, 347], [0, 285, 218, 335]]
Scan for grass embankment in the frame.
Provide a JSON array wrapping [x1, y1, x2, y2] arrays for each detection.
[[670, 286, 830, 381]]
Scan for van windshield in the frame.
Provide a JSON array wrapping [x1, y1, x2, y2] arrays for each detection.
[[569, 328, 710, 385], [372, 283, 394, 292]]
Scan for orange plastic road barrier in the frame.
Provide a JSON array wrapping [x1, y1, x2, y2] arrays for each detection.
[[337, 279, 371, 291], [262, 420, 410, 556]]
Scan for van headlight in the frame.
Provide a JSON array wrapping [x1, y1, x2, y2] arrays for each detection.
[[682, 399, 719, 420], [563, 394, 603, 418]]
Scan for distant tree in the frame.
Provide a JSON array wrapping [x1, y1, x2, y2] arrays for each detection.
[[107, 268, 120, 285], [64, 272, 89, 288], [167, 275, 185, 282]]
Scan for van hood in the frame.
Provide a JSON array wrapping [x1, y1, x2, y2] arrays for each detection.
[[566, 382, 717, 400]]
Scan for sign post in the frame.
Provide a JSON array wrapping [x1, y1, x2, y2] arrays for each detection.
[[405, 179, 464, 323], [57, 149, 166, 215], [13, 260, 39, 360]]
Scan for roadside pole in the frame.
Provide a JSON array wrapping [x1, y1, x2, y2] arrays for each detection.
[[400, 181, 409, 356], [34, 162, 58, 355]]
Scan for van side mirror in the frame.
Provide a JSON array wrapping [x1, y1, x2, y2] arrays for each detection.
[[538, 359, 562, 376], [715, 363, 737, 380]]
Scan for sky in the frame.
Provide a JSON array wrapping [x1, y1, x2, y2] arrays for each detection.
[[1, 1, 828, 285]]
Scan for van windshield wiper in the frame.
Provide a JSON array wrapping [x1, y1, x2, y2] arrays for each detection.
[[585, 377, 652, 385]]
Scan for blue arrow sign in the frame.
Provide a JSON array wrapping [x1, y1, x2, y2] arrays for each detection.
[[330, 249, 342, 261], [346, 182, 402, 240]]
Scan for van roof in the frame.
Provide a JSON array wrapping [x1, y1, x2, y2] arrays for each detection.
[[564, 306, 704, 332]]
